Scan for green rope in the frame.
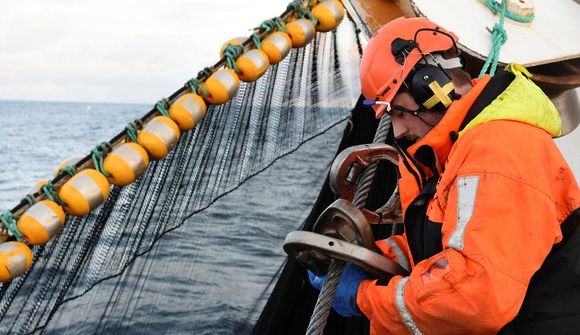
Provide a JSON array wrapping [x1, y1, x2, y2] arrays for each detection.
[[260, 17, 287, 33], [479, 0, 535, 77], [479, 0, 509, 77], [22, 194, 35, 206], [251, 33, 262, 49], [57, 165, 77, 177], [1, 212, 24, 242], [273, 17, 287, 33], [287, 0, 318, 25], [155, 98, 170, 117], [41, 183, 62, 206], [91, 142, 112, 177], [125, 120, 143, 142], [287, 1, 304, 16], [223, 44, 244, 73], [259, 19, 276, 33], [126, 123, 138, 142], [484, 0, 535, 23], [186, 78, 209, 97]]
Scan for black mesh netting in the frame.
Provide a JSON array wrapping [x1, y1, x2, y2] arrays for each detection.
[[0, 20, 363, 334]]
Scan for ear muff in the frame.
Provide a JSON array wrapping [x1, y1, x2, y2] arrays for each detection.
[[407, 64, 455, 111]]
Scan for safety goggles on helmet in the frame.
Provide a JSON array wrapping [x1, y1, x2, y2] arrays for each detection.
[[363, 96, 426, 116], [391, 103, 425, 116]]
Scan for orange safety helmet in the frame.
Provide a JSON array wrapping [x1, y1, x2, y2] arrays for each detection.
[[360, 17, 459, 118]]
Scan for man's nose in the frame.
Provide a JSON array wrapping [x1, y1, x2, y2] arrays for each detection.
[[392, 121, 407, 140]]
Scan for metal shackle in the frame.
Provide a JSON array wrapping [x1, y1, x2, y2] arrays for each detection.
[[329, 143, 399, 201]]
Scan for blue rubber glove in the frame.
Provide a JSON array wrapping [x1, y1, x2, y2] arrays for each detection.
[[307, 263, 369, 317]]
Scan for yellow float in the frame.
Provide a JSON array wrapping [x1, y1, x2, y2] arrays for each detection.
[[0, 241, 33, 282], [103, 142, 150, 186], [58, 169, 110, 216], [17, 200, 65, 245], [261, 32, 292, 64], [202, 68, 240, 105], [236, 49, 270, 82], [137, 116, 180, 160], [169, 93, 207, 131], [286, 18, 316, 48], [312, 0, 345, 32]]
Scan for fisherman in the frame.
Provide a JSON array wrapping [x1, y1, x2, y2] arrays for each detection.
[[309, 16, 580, 334]]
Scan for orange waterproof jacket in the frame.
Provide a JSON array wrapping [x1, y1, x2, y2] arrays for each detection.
[[356, 65, 580, 334]]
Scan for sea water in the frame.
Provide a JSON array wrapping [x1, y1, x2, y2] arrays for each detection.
[[0, 99, 345, 334], [0, 99, 577, 334], [0, 100, 147, 212]]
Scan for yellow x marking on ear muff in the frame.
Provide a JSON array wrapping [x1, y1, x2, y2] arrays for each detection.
[[423, 81, 454, 109]]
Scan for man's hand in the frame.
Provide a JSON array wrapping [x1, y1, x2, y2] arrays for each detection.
[[307, 263, 369, 317]]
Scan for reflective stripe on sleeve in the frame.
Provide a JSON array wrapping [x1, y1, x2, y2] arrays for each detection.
[[448, 176, 480, 250], [395, 277, 423, 335], [385, 239, 411, 272]]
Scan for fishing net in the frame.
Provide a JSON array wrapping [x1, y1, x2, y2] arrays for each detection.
[[0, 20, 363, 334]]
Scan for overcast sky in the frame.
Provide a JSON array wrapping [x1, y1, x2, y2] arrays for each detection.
[[0, 0, 289, 103], [1, 1, 578, 173]]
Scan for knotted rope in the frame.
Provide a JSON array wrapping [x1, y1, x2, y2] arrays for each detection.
[[91, 142, 112, 177], [287, 0, 318, 26], [260, 17, 287, 33], [251, 33, 262, 49], [1, 212, 24, 242], [58, 165, 77, 178], [155, 98, 170, 117], [186, 78, 209, 97], [41, 183, 63, 206], [125, 119, 143, 143], [223, 44, 244, 73], [479, 0, 535, 77]]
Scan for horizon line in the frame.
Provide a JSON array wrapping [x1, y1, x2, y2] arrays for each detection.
[[0, 98, 151, 106]]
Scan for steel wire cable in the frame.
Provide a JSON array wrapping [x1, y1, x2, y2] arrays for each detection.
[[306, 115, 392, 335]]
